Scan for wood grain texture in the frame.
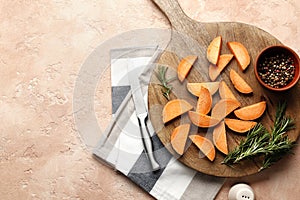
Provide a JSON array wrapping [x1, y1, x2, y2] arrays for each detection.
[[148, 0, 300, 177]]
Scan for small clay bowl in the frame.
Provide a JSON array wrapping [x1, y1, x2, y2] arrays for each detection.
[[254, 45, 300, 91]]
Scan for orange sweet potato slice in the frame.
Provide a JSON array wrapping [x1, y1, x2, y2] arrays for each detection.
[[209, 54, 234, 81], [189, 135, 216, 161], [229, 69, 253, 94], [188, 111, 220, 128], [170, 124, 190, 155], [219, 81, 238, 101], [162, 99, 193, 123], [225, 118, 257, 133], [227, 41, 250, 71], [177, 55, 198, 82], [211, 98, 241, 120], [213, 121, 228, 155], [207, 36, 222, 65], [234, 101, 267, 121], [196, 86, 212, 114], [187, 82, 219, 96]]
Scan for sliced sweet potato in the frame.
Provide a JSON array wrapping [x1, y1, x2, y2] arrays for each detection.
[[227, 41, 250, 71], [209, 54, 234, 81], [229, 69, 253, 94], [211, 98, 241, 120], [219, 81, 238, 101], [213, 121, 228, 155], [196, 86, 212, 114], [162, 99, 193, 123], [170, 124, 190, 155], [187, 82, 219, 96], [189, 135, 216, 161], [207, 36, 222, 65], [225, 118, 257, 133], [177, 55, 198, 82], [234, 101, 267, 121], [188, 111, 220, 128]]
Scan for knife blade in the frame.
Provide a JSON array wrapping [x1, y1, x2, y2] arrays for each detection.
[[128, 61, 160, 171]]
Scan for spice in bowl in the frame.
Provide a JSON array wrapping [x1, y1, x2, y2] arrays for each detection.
[[255, 45, 300, 91], [257, 53, 295, 88]]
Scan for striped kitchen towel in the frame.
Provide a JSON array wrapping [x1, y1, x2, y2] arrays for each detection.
[[93, 46, 225, 200]]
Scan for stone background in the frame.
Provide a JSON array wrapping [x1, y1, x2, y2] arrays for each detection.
[[0, 0, 299, 199]]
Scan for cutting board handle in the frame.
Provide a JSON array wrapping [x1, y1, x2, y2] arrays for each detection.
[[151, 0, 192, 28]]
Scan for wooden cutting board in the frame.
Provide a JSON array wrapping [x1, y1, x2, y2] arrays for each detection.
[[148, 0, 300, 177]]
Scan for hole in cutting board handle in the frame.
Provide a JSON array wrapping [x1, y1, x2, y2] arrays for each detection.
[[151, 0, 193, 27]]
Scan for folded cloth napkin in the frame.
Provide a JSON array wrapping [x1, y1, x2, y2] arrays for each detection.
[[93, 46, 225, 200]]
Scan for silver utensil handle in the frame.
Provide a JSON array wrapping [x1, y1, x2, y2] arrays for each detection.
[[137, 114, 160, 171]]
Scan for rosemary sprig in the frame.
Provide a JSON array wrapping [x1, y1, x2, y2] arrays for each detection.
[[154, 66, 176, 100], [222, 124, 270, 164], [223, 101, 296, 171], [261, 102, 295, 170]]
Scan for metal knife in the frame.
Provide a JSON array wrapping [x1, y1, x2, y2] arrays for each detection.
[[128, 61, 160, 171]]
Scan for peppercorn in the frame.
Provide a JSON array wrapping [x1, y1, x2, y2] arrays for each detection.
[[258, 52, 295, 88]]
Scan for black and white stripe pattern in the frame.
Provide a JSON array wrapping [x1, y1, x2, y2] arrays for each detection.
[[93, 47, 225, 200]]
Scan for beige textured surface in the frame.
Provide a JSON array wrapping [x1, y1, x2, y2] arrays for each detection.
[[0, 0, 299, 199]]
